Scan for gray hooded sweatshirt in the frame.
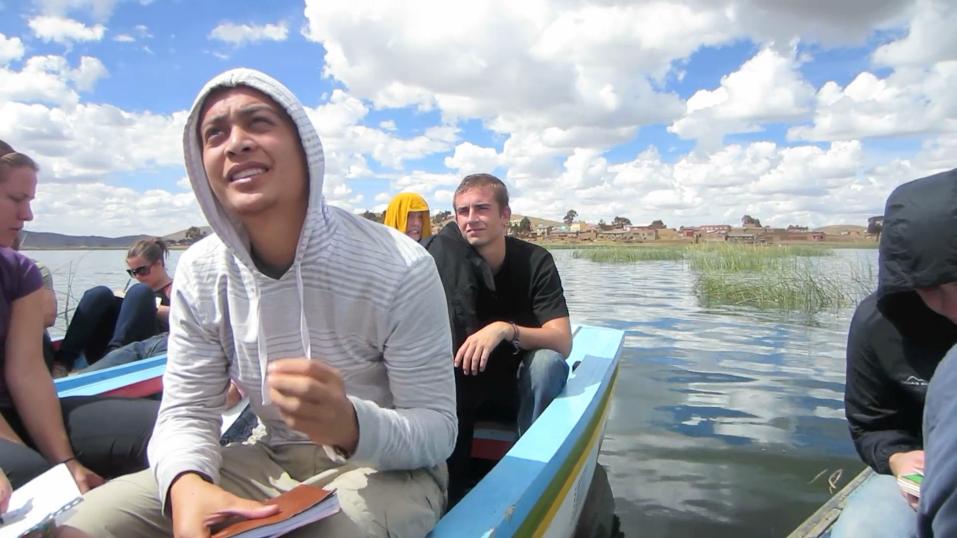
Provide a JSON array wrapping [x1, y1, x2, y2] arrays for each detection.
[[147, 69, 456, 506]]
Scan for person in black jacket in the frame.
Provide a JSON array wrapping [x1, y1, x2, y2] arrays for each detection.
[[919, 341, 957, 537], [423, 173, 573, 507], [832, 168, 957, 537]]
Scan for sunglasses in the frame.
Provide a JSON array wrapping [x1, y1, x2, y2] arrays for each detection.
[[126, 264, 152, 277]]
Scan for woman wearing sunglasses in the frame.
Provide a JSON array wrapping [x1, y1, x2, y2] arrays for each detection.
[[51, 238, 173, 376]]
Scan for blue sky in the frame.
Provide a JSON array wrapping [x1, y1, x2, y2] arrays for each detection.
[[1, 0, 955, 236]]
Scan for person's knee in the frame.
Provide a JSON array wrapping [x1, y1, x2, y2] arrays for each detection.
[[1, 447, 50, 488], [124, 283, 154, 303], [832, 474, 916, 538], [528, 349, 570, 384], [328, 467, 444, 537], [62, 469, 166, 537], [80, 285, 114, 306]]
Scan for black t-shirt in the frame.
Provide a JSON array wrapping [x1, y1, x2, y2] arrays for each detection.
[[477, 237, 569, 347]]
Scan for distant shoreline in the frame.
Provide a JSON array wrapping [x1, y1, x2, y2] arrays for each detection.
[[21, 245, 193, 251]]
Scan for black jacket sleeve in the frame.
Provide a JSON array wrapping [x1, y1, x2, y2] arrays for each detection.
[[844, 301, 922, 474], [918, 348, 957, 537]]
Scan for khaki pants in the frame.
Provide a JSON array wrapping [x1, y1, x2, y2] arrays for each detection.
[[64, 443, 447, 537]]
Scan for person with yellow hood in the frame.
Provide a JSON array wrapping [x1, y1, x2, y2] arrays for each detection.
[[383, 193, 431, 241]]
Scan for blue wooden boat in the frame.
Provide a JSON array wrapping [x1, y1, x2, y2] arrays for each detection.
[[53, 323, 625, 537], [788, 468, 872, 538]]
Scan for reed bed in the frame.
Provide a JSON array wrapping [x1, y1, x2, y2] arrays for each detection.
[[572, 246, 687, 263], [570, 242, 870, 313], [694, 266, 855, 312], [687, 244, 832, 273]]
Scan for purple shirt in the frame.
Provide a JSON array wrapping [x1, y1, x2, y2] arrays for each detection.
[[0, 247, 43, 407]]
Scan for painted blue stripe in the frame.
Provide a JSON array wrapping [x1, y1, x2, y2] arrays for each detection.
[[54, 355, 167, 397], [431, 324, 624, 536]]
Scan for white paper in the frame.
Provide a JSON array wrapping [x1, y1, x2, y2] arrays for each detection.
[[0, 464, 82, 538]]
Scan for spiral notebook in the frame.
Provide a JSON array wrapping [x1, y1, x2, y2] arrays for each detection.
[[0, 463, 82, 538]]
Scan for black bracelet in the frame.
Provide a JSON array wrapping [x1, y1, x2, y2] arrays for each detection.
[[58, 456, 77, 465]]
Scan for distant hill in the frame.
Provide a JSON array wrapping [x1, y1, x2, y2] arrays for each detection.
[[20, 226, 213, 249], [21, 231, 151, 249], [510, 214, 563, 228], [161, 226, 212, 242]]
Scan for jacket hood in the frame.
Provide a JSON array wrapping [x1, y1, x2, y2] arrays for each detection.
[[181, 68, 327, 404], [182, 68, 326, 267], [383, 193, 432, 239], [877, 167, 957, 338]]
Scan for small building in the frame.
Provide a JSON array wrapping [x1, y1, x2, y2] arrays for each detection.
[[699, 224, 732, 234], [678, 227, 699, 238], [727, 230, 758, 244], [624, 225, 659, 242]]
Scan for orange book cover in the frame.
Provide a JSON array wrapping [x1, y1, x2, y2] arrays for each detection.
[[211, 484, 339, 538]]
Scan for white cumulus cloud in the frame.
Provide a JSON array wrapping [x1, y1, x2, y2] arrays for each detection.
[[0, 33, 24, 65], [28, 16, 106, 46], [209, 22, 288, 46], [670, 48, 816, 149]]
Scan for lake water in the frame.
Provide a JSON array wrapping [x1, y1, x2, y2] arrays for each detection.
[[25, 247, 876, 537]]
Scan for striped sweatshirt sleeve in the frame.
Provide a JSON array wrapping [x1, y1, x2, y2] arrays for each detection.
[[346, 254, 458, 469], [148, 259, 229, 513]]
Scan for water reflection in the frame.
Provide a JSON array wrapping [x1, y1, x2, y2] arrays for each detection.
[[552, 249, 875, 537]]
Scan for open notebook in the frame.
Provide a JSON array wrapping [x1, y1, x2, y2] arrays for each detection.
[[0, 464, 82, 538], [211, 484, 339, 538]]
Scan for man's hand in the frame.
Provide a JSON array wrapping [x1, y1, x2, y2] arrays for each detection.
[[170, 474, 278, 538], [889, 449, 924, 510], [267, 359, 359, 454], [65, 459, 104, 494], [454, 321, 511, 375]]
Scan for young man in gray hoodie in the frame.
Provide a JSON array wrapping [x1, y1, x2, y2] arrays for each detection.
[[61, 69, 457, 537]]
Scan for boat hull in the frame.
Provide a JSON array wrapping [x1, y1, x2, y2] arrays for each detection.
[[431, 324, 625, 537]]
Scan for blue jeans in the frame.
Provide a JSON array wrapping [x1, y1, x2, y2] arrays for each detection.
[[831, 473, 917, 538], [81, 333, 168, 373], [516, 348, 570, 435], [57, 284, 161, 369]]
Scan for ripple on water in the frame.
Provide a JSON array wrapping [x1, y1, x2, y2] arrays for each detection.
[[551, 249, 875, 537]]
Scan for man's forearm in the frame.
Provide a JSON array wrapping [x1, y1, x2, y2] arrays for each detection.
[[513, 318, 572, 357]]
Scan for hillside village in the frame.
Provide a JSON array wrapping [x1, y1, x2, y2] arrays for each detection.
[[372, 210, 881, 246], [25, 213, 881, 250]]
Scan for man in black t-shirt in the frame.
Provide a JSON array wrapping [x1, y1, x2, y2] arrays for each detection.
[[425, 173, 572, 505]]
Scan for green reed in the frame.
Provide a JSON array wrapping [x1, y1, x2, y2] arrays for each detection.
[[572, 246, 687, 263], [687, 244, 832, 273]]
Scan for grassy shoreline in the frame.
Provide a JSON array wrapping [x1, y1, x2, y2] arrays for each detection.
[[571, 243, 873, 314]]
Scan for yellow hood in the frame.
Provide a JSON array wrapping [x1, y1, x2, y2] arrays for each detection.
[[383, 193, 431, 239]]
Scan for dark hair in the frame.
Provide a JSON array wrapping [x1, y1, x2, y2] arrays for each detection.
[[0, 139, 13, 156], [453, 173, 510, 212], [127, 237, 169, 265]]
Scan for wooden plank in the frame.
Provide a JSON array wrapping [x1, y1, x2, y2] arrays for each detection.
[[787, 467, 873, 538]]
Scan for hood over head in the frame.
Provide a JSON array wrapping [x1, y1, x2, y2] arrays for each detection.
[[877, 168, 957, 339], [182, 68, 326, 266], [181, 68, 327, 404], [383, 192, 431, 239]]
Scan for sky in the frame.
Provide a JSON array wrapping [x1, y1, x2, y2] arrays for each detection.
[[1, 0, 955, 237]]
